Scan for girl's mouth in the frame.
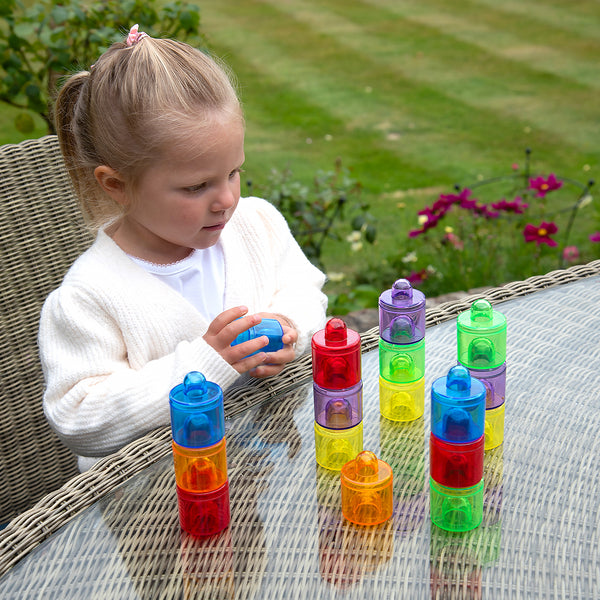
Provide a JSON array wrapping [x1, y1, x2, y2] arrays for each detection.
[[204, 222, 226, 231]]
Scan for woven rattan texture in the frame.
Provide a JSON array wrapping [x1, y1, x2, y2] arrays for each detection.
[[0, 274, 598, 598], [0, 136, 94, 523], [0, 261, 599, 583]]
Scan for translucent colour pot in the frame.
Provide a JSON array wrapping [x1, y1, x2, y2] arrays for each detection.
[[429, 433, 484, 488], [314, 421, 363, 471], [431, 365, 486, 443], [231, 318, 284, 356], [378, 279, 425, 345], [172, 438, 227, 493], [465, 363, 506, 410], [429, 478, 483, 532], [170, 371, 225, 449], [457, 300, 506, 369], [379, 376, 424, 422], [341, 451, 393, 526], [379, 338, 425, 384], [176, 481, 230, 537], [313, 381, 362, 429], [484, 403, 505, 451], [312, 318, 361, 390]]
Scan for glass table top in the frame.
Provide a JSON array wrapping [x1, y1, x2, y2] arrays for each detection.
[[1, 277, 599, 599]]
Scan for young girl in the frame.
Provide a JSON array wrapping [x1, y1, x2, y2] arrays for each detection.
[[39, 25, 327, 471]]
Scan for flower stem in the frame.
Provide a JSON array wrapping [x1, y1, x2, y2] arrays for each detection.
[[560, 179, 595, 267]]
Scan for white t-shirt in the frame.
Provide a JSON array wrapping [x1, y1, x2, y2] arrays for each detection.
[[128, 243, 225, 321]]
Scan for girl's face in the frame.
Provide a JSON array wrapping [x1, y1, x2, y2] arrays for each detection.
[[113, 114, 245, 264]]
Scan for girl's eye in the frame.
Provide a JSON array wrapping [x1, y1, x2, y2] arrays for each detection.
[[229, 168, 244, 179], [184, 182, 207, 194]]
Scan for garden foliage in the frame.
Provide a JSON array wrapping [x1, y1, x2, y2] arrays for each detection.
[[248, 158, 376, 271], [351, 150, 598, 307], [0, 0, 204, 134]]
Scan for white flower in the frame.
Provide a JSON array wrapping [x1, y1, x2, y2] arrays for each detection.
[[351, 241, 363, 252], [580, 194, 593, 208], [426, 265, 438, 275], [327, 272, 345, 283], [402, 251, 418, 264], [346, 231, 362, 243], [444, 226, 454, 234]]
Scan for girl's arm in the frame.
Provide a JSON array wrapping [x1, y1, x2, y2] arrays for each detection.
[[38, 287, 240, 461]]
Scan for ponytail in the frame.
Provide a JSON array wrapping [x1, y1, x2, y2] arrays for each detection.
[[55, 72, 93, 223]]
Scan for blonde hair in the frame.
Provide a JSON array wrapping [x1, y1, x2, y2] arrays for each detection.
[[55, 34, 242, 229]]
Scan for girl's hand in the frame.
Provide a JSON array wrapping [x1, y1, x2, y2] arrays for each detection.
[[203, 306, 271, 374], [249, 312, 299, 378]]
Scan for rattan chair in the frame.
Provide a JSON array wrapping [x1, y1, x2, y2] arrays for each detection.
[[0, 135, 94, 523]]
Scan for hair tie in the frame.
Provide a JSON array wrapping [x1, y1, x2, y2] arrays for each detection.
[[126, 24, 148, 47]]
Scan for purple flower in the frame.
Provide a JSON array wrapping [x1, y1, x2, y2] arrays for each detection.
[[529, 174, 563, 198], [523, 221, 558, 247], [589, 232, 600, 243], [492, 196, 529, 214]]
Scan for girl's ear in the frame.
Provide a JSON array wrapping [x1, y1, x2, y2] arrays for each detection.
[[94, 165, 129, 206]]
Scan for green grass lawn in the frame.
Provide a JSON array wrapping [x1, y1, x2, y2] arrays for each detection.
[[197, 0, 600, 296], [2, 0, 599, 302]]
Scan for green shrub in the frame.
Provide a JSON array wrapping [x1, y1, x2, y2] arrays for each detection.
[[248, 158, 377, 272], [0, 0, 204, 134]]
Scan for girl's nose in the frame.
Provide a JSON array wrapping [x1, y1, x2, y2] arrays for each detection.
[[213, 183, 237, 211]]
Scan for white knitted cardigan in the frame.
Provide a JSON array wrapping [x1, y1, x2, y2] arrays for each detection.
[[39, 197, 327, 469]]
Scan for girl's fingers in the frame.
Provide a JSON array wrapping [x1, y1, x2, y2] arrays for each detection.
[[250, 363, 286, 378], [205, 307, 262, 349], [222, 335, 269, 364], [231, 350, 269, 374], [260, 346, 295, 366], [205, 306, 248, 335]]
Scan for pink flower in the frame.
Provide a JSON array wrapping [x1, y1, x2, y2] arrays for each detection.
[[409, 212, 440, 238], [431, 197, 452, 214], [476, 205, 500, 219], [562, 246, 580, 263], [529, 174, 563, 198], [444, 232, 464, 250], [523, 221, 558, 247], [406, 269, 428, 284], [491, 196, 529, 214], [460, 197, 479, 211], [438, 188, 475, 207], [589, 232, 600, 243]]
